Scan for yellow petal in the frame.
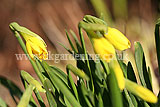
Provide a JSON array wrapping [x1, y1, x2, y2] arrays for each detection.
[[109, 59, 125, 90], [28, 39, 41, 54], [125, 79, 158, 103], [26, 41, 34, 59], [92, 37, 115, 62], [104, 27, 131, 51]]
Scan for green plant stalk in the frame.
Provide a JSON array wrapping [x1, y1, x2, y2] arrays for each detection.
[[17, 85, 35, 107], [107, 67, 123, 107], [21, 76, 37, 106], [78, 27, 94, 93], [66, 64, 89, 80], [66, 68, 79, 102], [13, 31, 45, 84]]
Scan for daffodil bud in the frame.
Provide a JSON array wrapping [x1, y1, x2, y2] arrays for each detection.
[[9, 22, 48, 60], [104, 27, 131, 51], [125, 79, 158, 103], [92, 37, 115, 62], [109, 59, 125, 90]]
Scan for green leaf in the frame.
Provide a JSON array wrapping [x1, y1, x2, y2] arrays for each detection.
[[78, 27, 94, 92], [49, 66, 68, 85], [80, 80, 93, 107], [123, 88, 134, 107], [17, 84, 35, 107], [42, 61, 81, 107], [118, 59, 127, 78], [64, 96, 72, 107], [58, 42, 73, 54], [155, 19, 160, 74], [20, 75, 37, 107], [20, 70, 46, 93], [97, 92, 103, 107], [129, 93, 138, 107], [134, 42, 147, 87], [69, 30, 83, 54], [44, 79, 57, 107], [0, 97, 7, 107], [134, 42, 152, 90], [65, 30, 78, 53], [67, 69, 79, 102]]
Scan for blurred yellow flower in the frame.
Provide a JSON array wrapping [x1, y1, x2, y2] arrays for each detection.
[[104, 27, 131, 51], [125, 79, 158, 103], [92, 37, 115, 62]]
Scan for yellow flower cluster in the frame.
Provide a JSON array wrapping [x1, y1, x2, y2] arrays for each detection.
[[91, 27, 130, 90], [92, 27, 131, 62], [91, 26, 157, 103]]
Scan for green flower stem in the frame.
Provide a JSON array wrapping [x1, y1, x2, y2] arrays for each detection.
[[107, 67, 123, 107], [78, 27, 94, 92], [13, 31, 44, 84]]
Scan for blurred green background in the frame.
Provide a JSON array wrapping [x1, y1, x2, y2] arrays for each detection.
[[0, 0, 160, 106]]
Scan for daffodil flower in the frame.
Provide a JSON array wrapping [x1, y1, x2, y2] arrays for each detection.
[[25, 36, 48, 60], [125, 79, 158, 103], [104, 27, 131, 51], [80, 16, 131, 91], [91, 36, 125, 90], [9, 22, 48, 60], [92, 37, 115, 62]]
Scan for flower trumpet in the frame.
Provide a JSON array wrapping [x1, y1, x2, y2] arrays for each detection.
[[104, 27, 131, 51]]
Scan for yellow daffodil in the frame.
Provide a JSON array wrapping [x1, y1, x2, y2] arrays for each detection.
[[9, 22, 48, 60], [25, 36, 48, 60], [92, 37, 115, 62], [125, 79, 158, 103], [109, 59, 125, 90], [89, 31, 126, 90], [104, 27, 131, 51]]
